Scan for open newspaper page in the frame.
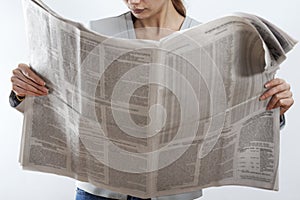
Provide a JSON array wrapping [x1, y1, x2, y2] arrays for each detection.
[[20, 0, 297, 198], [152, 15, 297, 195]]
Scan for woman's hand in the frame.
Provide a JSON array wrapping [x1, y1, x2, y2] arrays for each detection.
[[260, 78, 294, 116], [11, 63, 48, 97]]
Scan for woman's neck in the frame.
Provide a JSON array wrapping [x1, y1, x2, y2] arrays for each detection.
[[133, 1, 185, 40]]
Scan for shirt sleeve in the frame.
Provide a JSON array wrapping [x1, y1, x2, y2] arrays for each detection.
[[280, 114, 286, 130], [9, 90, 23, 107], [9, 91, 25, 113]]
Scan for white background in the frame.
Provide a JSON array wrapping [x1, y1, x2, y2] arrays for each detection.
[[0, 0, 299, 199]]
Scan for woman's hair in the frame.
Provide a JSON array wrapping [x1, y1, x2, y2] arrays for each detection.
[[171, 0, 186, 17]]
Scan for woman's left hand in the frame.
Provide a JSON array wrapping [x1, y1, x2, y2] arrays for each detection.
[[260, 78, 294, 116]]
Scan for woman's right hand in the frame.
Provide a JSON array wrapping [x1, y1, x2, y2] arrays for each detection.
[[11, 63, 48, 97]]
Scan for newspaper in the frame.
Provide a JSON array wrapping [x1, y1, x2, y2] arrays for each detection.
[[19, 0, 297, 198]]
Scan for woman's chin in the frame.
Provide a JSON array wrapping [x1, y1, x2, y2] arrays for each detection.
[[131, 10, 151, 19]]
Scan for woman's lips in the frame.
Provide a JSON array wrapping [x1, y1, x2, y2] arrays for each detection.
[[132, 8, 145, 14]]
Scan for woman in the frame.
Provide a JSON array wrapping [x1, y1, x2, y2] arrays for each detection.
[[10, 0, 294, 199]]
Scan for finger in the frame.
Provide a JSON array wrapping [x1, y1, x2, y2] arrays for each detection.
[[264, 78, 285, 88], [18, 63, 46, 86], [12, 85, 47, 97], [12, 70, 48, 94], [12, 76, 48, 96], [260, 82, 290, 100], [273, 98, 294, 115], [12, 77, 48, 96], [266, 90, 293, 110]]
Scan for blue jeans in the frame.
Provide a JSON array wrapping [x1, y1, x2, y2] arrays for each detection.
[[75, 188, 151, 200]]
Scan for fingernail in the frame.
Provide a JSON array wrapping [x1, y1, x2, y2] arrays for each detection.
[[259, 95, 265, 101], [264, 84, 269, 88], [43, 88, 48, 93], [39, 80, 46, 86]]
